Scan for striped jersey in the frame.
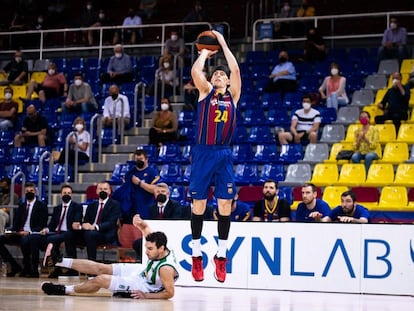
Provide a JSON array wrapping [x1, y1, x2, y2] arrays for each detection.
[[292, 108, 321, 131], [195, 88, 236, 145]]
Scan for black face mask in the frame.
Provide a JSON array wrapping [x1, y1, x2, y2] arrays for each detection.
[[26, 192, 35, 201], [136, 160, 145, 169], [111, 94, 118, 100], [99, 191, 108, 200], [279, 57, 287, 63], [62, 194, 71, 203], [156, 193, 167, 203]]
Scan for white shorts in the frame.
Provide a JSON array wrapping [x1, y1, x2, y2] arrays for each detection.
[[108, 263, 146, 292]]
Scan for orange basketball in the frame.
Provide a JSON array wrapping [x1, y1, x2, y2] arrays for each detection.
[[196, 30, 220, 51]]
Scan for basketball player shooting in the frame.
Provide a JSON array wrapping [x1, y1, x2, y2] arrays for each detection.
[[189, 30, 241, 283]]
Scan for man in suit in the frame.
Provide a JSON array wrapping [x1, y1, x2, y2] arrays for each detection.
[[0, 182, 48, 277], [67, 181, 121, 261], [133, 182, 182, 259], [29, 184, 83, 278]]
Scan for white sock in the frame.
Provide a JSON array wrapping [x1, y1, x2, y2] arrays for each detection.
[[217, 239, 227, 258], [192, 239, 202, 257], [56, 258, 73, 268], [65, 285, 74, 294]]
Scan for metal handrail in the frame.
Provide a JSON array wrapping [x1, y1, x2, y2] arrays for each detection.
[[64, 131, 78, 183], [134, 82, 146, 127], [9, 171, 26, 226], [90, 113, 101, 164], [111, 96, 125, 145], [38, 150, 53, 206]]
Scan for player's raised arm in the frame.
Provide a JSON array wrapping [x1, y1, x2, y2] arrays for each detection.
[[133, 214, 152, 237]]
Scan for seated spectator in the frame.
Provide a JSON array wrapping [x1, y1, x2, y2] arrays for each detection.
[[295, 183, 331, 222], [0, 86, 19, 130], [318, 62, 349, 111], [115, 8, 143, 44], [183, 0, 210, 41], [264, 50, 297, 94], [375, 72, 410, 132], [25, 62, 68, 104], [27, 184, 83, 278], [227, 193, 252, 221], [79, 1, 97, 45], [132, 182, 182, 259], [65, 181, 122, 261], [295, 0, 315, 36], [273, 1, 295, 38], [0, 182, 48, 277], [32, 14, 47, 31], [378, 16, 408, 63], [0, 49, 28, 85], [112, 149, 159, 222], [14, 104, 49, 147], [0, 177, 18, 234], [57, 117, 90, 166], [102, 84, 131, 132], [9, 11, 26, 31], [63, 72, 97, 114], [139, 0, 158, 21], [322, 190, 370, 223], [278, 94, 321, 144], [149, 98, 178, 146], [146, 55, 178, 98], [162, 29, 185, 69], [100, 44, 133, 84], [351, 111, 379, 173], [252, 179, 291, 222], [304, 27, 326, 62]]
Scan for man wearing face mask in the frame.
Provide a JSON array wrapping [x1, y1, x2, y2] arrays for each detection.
[[112, 149, 160, 223], [25, 62, 68, 104], [278, 94, 321, 145], [71, 181, 121, 261], [375, 72, 410, 132], [351, 111, 379, 174], [148, 98, 178, 146], [0, 177, 18, 234], [0, 87, 18, 129], [27, 184, 83, 278], [0, 182, 48, 277], [63, 72, 97, 114], [264, 50, 297, 96], [100, 44, 133, 84], [116, 8, 143, 44], [378, 16, 408, 63], [131, 182, 181, 259], [163, 30, 185, 69], [0, 49, 28, 85], [14, 104, 49, 147], [103, 84, 131, 134]]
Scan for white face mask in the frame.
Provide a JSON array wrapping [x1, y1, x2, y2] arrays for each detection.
[[302, 102, 311, 110], [161, 103, 169, 111], [171, 34, 178, 41], [15, 57, 22, 63], [4, 92, 12, 100], [163, 62, 170, 69], [283, 5, 290, 11], [75, 124, 83, 131], [115, 52, 122, 58], [74, 79, 82, 86], [86, 4, 92, 10], [390, 22, 397, 30], [392, 78, 399, 85], [99, 13, 105, 19], [48, 69, 55, 75], [331, 68, 339, 76]]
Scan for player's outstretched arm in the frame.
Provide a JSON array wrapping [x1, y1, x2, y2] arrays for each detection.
[[133, 214, 152, 237]]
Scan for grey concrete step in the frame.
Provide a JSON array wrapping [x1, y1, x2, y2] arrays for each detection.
[[124, 135, 147, 146], [103, 144, 138, 154]]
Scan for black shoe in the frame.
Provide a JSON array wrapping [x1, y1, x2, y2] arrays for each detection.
[[6, 267, 22, 277], [19, 269, 31, 277], [41, 282, 66, 295], [113, 290, 132, 298], [43, 243, 62, 267]]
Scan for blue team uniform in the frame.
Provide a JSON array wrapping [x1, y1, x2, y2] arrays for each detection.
[[189, 88, 237, 200], [328, 204, 370, 222], [295, 199, 331, 222]]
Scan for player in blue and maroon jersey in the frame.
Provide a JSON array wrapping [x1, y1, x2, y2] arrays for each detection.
[[189, 30, 241, 283]]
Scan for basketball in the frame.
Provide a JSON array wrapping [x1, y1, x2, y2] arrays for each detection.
[[196, 30, 220, 51]]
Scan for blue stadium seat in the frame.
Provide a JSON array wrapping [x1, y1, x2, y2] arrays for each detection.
[[182, 165, 191, 184], [67, 58, 84, 75], [101, 128, 116, 146], [158, 144, 181, 163], [278, 186, 294, 205], [261, 92, 282, 110], [250, 64, 269, 78], [298, 76, 320, 93], [294, 62, 313, 78], [238, 93, 259, 111], [54, 128, 73, 148], [252, 144, 278, 163], [266, 108, 290, 127], [159, 163, 183, 184], [109, 163, 130, 185], [169, 185, 187, 206], [234, 125, 249, 143], [0, 165, 5, 179], [267, 50, 281, 65], [27, 164, 41, 183], [178, 127, 195, 144], [255, 77, 270, 93], [234, 163, 259, 185], [318, 106, 337, 125], [0, 146, 10, 165], [53, 58, 67, 74], [232, 144, 253, 164], [243, 109, 266, 126], [246, 50, 267, 65], [248, 126, 275, 144], [178, 110, 195, 127], [283, 91, 302, 110], [0, 130, 14, 146], [348, 47, 368, 63], [10, 147, 30, 164], [259, 163, 286, 183], [29, 146, 49, 164], [59, 112, 77, 128], [49, 163, 73, 184], [327, 48, 348, 62], [7, 164, 27, 182], [180, 144, 192, 164], [278, 143, 304, 164], [136, 144, 158, 163], [84, 57, 101, 71]]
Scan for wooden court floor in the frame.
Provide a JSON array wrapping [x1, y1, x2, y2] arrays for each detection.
[[0, 275, 413, 311]]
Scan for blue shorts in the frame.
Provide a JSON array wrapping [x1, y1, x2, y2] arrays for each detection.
[[189, 144, 235, 200]]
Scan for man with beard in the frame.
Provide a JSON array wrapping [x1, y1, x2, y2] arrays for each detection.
[[295, 183, 331, 222], [252, 179, 291, 222], [112, 149, 160, 222], [322, 190, 370, 223]]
